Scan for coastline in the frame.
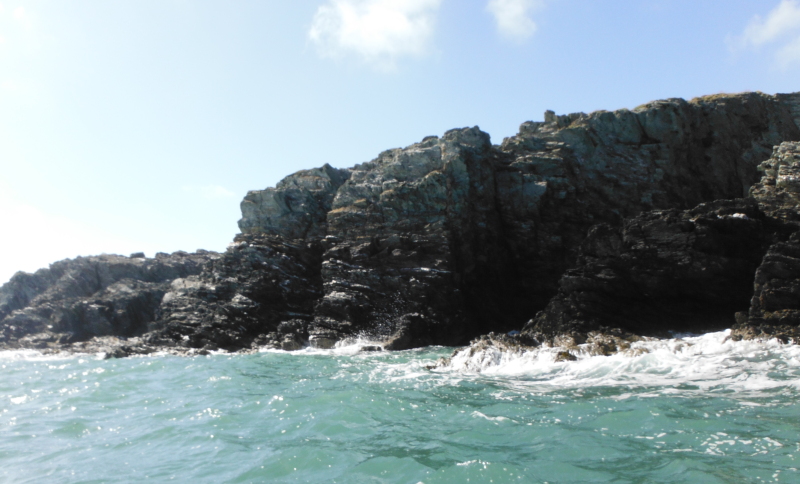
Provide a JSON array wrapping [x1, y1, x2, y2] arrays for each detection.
[[3, 90, 800, 357]]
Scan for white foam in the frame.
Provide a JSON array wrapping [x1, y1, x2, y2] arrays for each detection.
[[441, 330, 800, 395], [0, 349, 94, 362], [257, 336, 388, 357]]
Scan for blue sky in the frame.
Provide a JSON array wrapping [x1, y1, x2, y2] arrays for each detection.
[[1, 0, 800, 283]]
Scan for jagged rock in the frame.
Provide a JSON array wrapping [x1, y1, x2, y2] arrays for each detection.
[[239, 164, 350, 239], [522, 199, 770, 340], [495, 91, 800, 315], [4, 90, 800, 355], [146, 234, 322, 352], [554, 351, 577, 362], [238, 92, 800, 349], [0, 251, 217, 349], [749, 141, 800, 224], [313, 128, 499, 346], [732, 234, 800, 343], [732, 141, 800, 343], [308, 327, 339, 349]]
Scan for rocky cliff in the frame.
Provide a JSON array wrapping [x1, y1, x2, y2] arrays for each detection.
[[732, 141, 800, 343], [458, 140, 800, 362], [0, 251, 216, 352], [3, 91, 800, 355]]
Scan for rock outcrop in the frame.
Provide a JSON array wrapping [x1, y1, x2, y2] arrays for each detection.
[[520, 198, 771, 343], [239, 164, 350, 240], [145, 234, 322, 352], [248, 91, 800, 349], [731, 141, 800, 343], [506, 141, 800, 353], [3, 91, 800, 355], [0, 251, 216, 350]]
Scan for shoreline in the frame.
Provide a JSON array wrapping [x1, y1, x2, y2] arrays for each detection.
[[3, 91, 800, 357]]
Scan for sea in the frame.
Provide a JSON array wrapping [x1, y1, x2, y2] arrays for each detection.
[[0, 330, 798, 483]]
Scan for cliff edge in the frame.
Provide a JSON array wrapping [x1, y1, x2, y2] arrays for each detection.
[[3, 91, 800, 355]]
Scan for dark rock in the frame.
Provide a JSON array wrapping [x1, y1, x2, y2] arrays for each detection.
[[554, 351, 577, 362], [0, 251, 217, 351], [5, 91, 800, 355], [146, 234, 322, 352], [257, 92, 799, 349], [522, 198, 770, 340], [308, 327, 339, 349], [732, 141, 800, 343], [495, 91, 800, 318], [280, 333, 304, 351]]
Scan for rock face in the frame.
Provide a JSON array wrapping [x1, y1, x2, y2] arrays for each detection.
[[518, 140, 800, 349], [495, 92, 799, 313], [731, 141, 800, 343], [521, 198, 771, 342], [312, 128, 504, 348], [3, 91, 800, 355], [734, 235, 800, 343], [239, 164, 350, 240], [237, 91, 800, 349], [146, 234, 322, 352], [0, 252, 216, 350]]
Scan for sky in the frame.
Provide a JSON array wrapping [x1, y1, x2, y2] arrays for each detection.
[[2, 0, 800, 284]]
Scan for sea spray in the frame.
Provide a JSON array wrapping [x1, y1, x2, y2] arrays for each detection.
[[0, 332, 798, 483], [443, 330, 800, 395]]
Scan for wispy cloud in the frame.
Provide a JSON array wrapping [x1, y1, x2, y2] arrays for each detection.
[[309, 0, 442, 70], [12, 5, 31, 29], [730, 0, 800, 69], [486, 0, 545, 42], [181, 185, 237, 200]]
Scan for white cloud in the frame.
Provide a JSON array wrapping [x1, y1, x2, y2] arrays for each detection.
[[740, 0, 800, 46], [181, 185, 236, 200], [487, 0, 544, 42], [732, 0, 800, 69], [777, 34, 800, 68], [12, 6, 23, 20], [309, 0, 442, 69]]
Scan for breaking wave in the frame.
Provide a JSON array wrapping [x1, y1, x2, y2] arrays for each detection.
[[439, 330, 800, 396]]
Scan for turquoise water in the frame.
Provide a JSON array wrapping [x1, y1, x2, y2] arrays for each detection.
[[1, 331, 798, 483]]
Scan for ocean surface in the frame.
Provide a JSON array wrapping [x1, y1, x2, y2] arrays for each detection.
[[1, 330, 798, 484]]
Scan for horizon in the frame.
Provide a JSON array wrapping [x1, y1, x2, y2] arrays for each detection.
[[3, 0, 800, 283]]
